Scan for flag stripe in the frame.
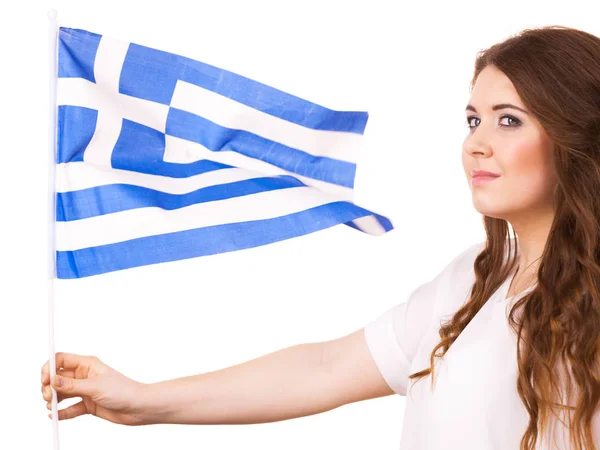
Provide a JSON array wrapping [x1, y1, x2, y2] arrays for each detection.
[[350, 215, 392, 236], [56, 201, 380, 279], [56, 160, 354, 200], [166, 107, 355, 187], [57, 162, 256, 194], [57, 175, 305, 221], [170, 80, 361, 164], [56, 186, 363, 251], [162, 135, 355, 198]]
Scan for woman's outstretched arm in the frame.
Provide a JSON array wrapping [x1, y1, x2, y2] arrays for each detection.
[[42, 328, 394, 426], [138, 328, 394, 425]]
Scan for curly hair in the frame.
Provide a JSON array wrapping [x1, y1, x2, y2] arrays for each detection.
[[408, 25, 600, 450]]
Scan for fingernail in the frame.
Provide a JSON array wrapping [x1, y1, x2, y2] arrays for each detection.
[[53, 376, 63, 387]]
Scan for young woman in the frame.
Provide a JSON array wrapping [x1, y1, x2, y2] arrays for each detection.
[[41, 25, 600, 450]]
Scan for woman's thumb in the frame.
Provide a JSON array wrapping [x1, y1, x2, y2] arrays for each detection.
[[52, 375, 94, 397]]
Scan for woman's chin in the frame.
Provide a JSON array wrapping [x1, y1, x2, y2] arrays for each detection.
[[472, 203, 507, 220]]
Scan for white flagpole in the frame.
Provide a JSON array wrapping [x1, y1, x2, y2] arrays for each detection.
[[47, 8, 60, 450]]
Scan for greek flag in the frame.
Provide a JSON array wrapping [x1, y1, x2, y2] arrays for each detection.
[[55, 27, 393, 279]]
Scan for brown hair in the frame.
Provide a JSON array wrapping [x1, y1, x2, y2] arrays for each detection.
[[408, 25, 600, 450]]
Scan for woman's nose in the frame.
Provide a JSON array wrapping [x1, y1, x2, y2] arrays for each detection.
[[464, 138, 492, 157], [464, 126, 494, 156]]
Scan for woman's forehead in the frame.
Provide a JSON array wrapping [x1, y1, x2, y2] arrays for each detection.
[[469, 68, 523, 110]]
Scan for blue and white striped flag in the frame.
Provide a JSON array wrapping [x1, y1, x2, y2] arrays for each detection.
[[55, 27, 393, 279]]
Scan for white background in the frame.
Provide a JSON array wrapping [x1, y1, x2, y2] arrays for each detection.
[[1, 1, 597, 449]]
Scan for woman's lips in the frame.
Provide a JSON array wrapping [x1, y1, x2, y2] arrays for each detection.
[[472, 176, 500, 186]]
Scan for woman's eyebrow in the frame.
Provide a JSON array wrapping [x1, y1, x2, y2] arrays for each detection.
[[465, 103, 530, 115]]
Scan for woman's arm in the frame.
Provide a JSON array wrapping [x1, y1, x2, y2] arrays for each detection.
[[137, 329, 393, 425]]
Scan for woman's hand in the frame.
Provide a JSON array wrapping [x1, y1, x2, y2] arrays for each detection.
[[41, 352, 150, 426]]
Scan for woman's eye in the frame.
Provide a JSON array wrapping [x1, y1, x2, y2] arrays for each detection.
[[465, 115, 521, 129], [466, 117, 479, 128], [500, 115, 521, 127]]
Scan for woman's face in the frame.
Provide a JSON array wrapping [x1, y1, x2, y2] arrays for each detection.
[[462, 65, 558, 223]]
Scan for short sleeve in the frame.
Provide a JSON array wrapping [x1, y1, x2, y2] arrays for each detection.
[[363, 279, 439, 396], [363, 240, 485, 396]]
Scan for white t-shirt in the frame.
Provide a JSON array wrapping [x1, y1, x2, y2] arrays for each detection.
[[364, 239, 599, 449]]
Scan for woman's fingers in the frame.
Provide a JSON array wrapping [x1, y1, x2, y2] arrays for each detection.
[[55, 352, 87, 371], [47, 400, 88, 421], [42, 384, 62, 403], [42, 369, 75, 384], [41, 369, 75, 400], [42, 382, 76, 403], [42, 353, 94, 381]]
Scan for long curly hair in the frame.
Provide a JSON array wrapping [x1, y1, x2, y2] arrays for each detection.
[[408, 25, 600, 450]]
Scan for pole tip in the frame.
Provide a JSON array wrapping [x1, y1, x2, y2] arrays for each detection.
[[47, 9, 58, 21]]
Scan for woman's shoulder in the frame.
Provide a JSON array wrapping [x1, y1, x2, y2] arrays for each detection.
[[438, 240, 486, 283], [428, 240, 486, 315]]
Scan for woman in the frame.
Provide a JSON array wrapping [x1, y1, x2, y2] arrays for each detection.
[[41, 25, 600, 450]]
